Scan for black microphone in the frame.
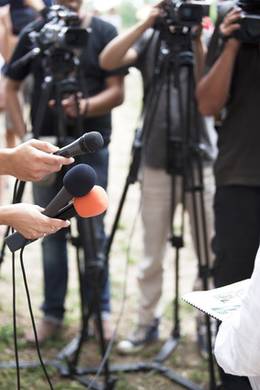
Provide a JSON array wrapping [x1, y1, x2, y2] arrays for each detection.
[[54, 132, 104, 158], [43, 163, 96, 217], [5, 164, 96, 253]]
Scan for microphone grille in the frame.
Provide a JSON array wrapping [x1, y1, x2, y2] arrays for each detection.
[[63, 164, 96, 197], [74, 185, 108, 218], [83, 132, 104, 153]]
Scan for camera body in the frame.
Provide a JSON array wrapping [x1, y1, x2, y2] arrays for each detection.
[[157, 0, 210, 29], [29, 5, 88, 53], [234, 0, 260, 43]]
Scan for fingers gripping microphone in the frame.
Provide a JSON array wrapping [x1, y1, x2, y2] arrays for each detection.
[[5, 186, 108, 253], [5, 164, 97, 253], [54, 132, 104, 158]]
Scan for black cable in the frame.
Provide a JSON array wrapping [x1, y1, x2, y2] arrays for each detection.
[[19, 247, 54, 390], [11, 179, 21, 389], [12, 251, 21, 390], [87, 200, 142, 389]]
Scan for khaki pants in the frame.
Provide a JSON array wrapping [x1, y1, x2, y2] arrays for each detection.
[[137, 165, 215, 326]]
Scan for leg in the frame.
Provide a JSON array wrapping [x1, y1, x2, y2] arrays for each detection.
[[137, 166, 173, 326], [33, 172, 68, 323], [213, 185, 260, 389], [213, 186, 260, 287]]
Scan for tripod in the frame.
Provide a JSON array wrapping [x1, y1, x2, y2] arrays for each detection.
[[105, 27, 217, 390], [0, 48, 116, 390]]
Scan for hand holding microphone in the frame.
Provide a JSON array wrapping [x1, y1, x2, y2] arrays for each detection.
[[5, 164, 108, 252]]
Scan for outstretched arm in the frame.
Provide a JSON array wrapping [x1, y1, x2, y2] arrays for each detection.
[[99, 1, 164, 70]]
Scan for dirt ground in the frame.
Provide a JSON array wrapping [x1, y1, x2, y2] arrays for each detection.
[[0, 71, 215, 389]]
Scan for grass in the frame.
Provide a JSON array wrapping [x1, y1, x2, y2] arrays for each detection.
[[0, 71, 214, 389]]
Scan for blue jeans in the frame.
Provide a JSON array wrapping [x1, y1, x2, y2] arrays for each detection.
[[33, 147, 111, 322]]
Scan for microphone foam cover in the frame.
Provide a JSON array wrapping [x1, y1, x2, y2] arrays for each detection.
[[74, 185, 108, 218], [63, 164, 96, 197], [83, 132, 104, 152]]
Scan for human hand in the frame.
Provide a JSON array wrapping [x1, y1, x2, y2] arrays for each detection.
[[2, 204, 70, 240], [142, 0, 166, 29], [6, 139, 74, 182], [220, 8, 242, 46], [61, 95, 89, 118]]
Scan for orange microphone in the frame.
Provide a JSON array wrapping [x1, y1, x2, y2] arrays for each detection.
[[5, 186, 108, 253], [56, 185, 108, 220]]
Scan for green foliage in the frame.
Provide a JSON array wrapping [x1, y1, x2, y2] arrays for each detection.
[[118, 1, 138, 27]]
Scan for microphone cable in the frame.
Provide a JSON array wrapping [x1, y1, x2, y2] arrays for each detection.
[[19, 247, 54, 389], [11, 179, 21, 389], [87, 199, 142, 389], [10, 178, 54, 389]]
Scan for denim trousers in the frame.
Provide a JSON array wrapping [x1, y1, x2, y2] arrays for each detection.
[[33, 147, 111, 322]]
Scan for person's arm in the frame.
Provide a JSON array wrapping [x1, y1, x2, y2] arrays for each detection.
[[0, 203, 70, 240], [61, 75, 125, 118], [215, 248, 260, 377], [24, 0, 46, 12], [5, 78, 26, 138], [196, 9, 241, 116], [193, 30, 206, 81], [99, 1, 163, 70], [0, 139, 74, 181]]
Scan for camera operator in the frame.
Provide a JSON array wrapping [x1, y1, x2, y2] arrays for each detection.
[[100, 0, 215, 355], [5, 0, 125, 343], [0, 138, 73, 239], [196, 1, 260, 389]]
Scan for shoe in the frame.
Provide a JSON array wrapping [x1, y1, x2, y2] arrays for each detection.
[[25, 318, 61, 345], [117, 319, 159, 355]]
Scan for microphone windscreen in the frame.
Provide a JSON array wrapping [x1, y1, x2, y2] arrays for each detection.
[[83, 132, 104, 152], [74, 185, 108, 218], [63, 164, 96, 197]]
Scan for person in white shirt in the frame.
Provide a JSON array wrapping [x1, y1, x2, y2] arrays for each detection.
[[215, 247, 260, 390]]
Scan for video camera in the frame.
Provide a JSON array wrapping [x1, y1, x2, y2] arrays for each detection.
[[234, 0, 260, 43], [156, 0, 210, 29], [29, 5, 88, 53]]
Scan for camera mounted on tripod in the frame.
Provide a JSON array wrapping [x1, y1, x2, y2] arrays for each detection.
[[155, 0, 210, 31], [233, 0, 260, 43], [30, 5, 88, 52], [26, 5, 90, 79]]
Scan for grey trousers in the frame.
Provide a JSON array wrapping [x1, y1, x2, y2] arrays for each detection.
[[137, 165, 215, 326]]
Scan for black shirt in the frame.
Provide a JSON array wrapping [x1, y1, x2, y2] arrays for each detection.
[[6, 16, 124, 143], [0, 0, 52, 34], [206, 3, 260, 186]]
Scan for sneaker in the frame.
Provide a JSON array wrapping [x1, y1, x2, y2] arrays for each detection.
[[117, 319, 159, 355], [25, 318, 61, 345]]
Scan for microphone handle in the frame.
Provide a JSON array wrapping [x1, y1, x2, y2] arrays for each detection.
[[54, 135, 86, 158], [5, 204, 77, 253]]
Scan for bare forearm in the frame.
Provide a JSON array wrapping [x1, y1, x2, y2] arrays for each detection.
[[100, 20, 150, 69], [193, 38, 206, 81], [6, 82, 26, 138], [86, 86, 124, 117], [197, 40, 239, 116]]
